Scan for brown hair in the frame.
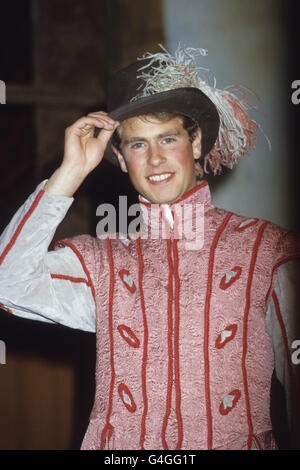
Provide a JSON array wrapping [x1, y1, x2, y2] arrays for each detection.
[[112, 112, 199, 156]]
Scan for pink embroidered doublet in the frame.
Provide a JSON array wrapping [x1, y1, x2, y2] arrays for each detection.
[[56, 181, 299, 450]]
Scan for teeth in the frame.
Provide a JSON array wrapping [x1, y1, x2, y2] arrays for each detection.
[[148, 173, 172, 182]]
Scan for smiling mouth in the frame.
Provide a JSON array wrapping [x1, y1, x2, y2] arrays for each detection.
[[147, 172, 174, 183]]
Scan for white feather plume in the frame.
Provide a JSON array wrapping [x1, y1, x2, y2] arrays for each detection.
[[131, 44, 269, 175]]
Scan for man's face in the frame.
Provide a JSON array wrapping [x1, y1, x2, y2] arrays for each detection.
[[113, 115, 202, 204]]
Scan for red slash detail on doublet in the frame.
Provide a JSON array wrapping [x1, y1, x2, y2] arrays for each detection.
[[118, 383, 137, 413], [219, 266, 242, 290], [234, 218, 258, 232], [117, 324, 140, 348], [119, 236, 131, 248], [119, 269, 136, 293], [219, 389, 241, 415], [215, 324, 238, 349]]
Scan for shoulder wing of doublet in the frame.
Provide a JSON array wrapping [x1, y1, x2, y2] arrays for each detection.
[[54, 234, 107, 273], [225, 212, 299, 264], [55, 233, 98, 254], [206, 206, 261, 239]]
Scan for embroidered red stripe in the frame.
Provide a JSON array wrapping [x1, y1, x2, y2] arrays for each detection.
[[241, 221, 268, 449], [204, 212, 232, 449], [251, 434, 262, 449], [101, 423, 114, 450], [136, 237, 149, 450], [161, 238, 174, 450], [0, 190, 45, 266], [50, 273, 90, 286], [54, 240, 96, 302], [173, 239, 183, 450], [100, 238, 116, 450], [271, 290, 300, 445]]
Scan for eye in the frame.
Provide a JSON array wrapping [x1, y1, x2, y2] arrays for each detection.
[[131, 142, 144, 150], [162, 137, 175, 144]]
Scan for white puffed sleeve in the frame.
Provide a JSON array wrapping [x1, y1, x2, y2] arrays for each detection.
[[0, 181, 96, 333]]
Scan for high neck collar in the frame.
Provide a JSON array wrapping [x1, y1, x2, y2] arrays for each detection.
[[138, 180, 212, 246], [139, 180, 211, 208]]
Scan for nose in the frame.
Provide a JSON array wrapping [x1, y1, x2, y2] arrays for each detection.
[[147, 142, 166, 166]]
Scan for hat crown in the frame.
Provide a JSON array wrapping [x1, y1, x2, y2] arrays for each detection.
[[107, 59, 150, 113]]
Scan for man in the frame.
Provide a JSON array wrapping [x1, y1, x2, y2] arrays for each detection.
[[0, 45, 299, 450]]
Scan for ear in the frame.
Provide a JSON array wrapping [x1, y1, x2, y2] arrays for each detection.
[[112, 145, 128, 173], [191, 128, 202, 161]]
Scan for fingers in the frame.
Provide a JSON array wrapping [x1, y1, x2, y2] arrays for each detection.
[[87, 112, 120, 148], [96, 124, 119, 151], [87, 112, 119, 131], [67, 112, 120, 136], [87, 112, 119, 132]]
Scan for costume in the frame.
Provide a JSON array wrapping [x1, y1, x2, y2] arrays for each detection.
[[57, 181, 300, 450], [0, 45, 299, 449], [0, 179, 299, 449]]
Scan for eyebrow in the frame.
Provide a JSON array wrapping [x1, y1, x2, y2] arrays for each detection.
[[123, 129, 181, 145]]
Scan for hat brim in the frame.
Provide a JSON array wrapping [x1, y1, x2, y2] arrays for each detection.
[[101, 87, 220, 166]]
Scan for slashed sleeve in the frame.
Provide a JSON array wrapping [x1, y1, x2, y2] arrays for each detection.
[[0, 181, 96, 333]]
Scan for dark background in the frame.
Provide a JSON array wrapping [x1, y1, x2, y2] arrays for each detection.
[[0, 0, 299, 450]]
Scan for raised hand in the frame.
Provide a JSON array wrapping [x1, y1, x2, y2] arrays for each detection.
[[44, 112, 119, 197]]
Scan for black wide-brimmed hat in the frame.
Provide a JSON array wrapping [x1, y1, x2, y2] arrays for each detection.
[[101, 45, 261, 174], [102, 57, 220, 166]]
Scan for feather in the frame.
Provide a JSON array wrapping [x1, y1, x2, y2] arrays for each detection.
[[132, 44, 270, 176]]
